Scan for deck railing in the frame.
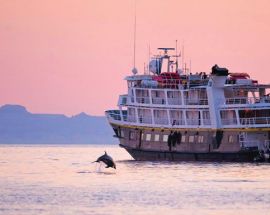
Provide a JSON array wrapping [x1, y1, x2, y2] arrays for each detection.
[[136, 96, 151, 104], [107, 110, 270, 129], [203, 119, 211, 125], [106, 110, 212, 128], [106, 110, 124, 121], [136, 81, 209, 90], [130, 96, 208, 106], [221, 117, 270, 127], [152, 97, 166, 105], [225, 97, 255, 104], [240, 117, 270, 125], [221, 97, 270, 105], [171, 119, 185, 125], [184, 99, 208, 105], [138, 116, 152, 124], [167, 98, 182, 105], [221, 118, 238, 125], [153, 118, 169, 125], [127, 115, 136, 122]]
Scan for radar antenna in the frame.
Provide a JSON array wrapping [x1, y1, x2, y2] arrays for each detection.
[[157, 47, 175, 56], [157, 47, 175, 72]]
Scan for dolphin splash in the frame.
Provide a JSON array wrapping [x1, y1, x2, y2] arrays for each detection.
[[94, 151, 116, 169]]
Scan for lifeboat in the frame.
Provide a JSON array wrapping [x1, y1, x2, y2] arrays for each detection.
[[227, 73, 253, 85], [229, 73, 250, 79], [152, 72, 181, 88]]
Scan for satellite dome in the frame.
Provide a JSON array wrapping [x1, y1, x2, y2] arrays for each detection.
[[149, 59, 161, 74], [132, 67, 138, 75]]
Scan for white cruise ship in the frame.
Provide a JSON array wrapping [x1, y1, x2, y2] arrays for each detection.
[[106, 48, 270, 162]]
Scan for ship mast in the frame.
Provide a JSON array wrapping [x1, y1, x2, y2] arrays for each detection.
[[132, 0, 138, 75]]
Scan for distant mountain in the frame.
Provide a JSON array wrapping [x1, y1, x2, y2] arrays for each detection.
[[0, 104, 117, 144]]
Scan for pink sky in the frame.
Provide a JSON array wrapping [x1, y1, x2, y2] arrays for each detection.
[[1, 0, 270, 116]]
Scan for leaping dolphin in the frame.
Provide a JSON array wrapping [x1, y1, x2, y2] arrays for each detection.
[[93, 151, 116, 169]]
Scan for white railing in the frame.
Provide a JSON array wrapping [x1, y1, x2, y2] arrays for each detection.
[[171, 119, 185, 126], [240, 117, 270, 125], [106, 110, 152, 124], [138, 116, 152, 124], [129, 96, 208, 106], [184, 99, 208, 105], [135, 81, 208, 90], [219, 96, 270, 106], [186, 119, 201, 125], [106, 110, 124, 121], [203, 119, 211, 125], [167, 98, 182, 105], [153, 118, 169, 125], [221, 117, 270, 128], [106, 110, 212, 128], [136, 96, 151, 104], [107, 110, 270, 129], [152, 97, 166, 105], [221, 118, 238, 125], [223, 97, 259, 105], [127, 115, 136, 123]]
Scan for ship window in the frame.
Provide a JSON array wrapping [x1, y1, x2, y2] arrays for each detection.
[[163, 135, 168, 142], [189, 136, 194, 143], [129, 131, 136, 140], [228, 135, 234, 143], [154, 134, 160, 142], [182, 135, 186, 142], [198, 136, 204, 143], [146, 134, 151, 141]]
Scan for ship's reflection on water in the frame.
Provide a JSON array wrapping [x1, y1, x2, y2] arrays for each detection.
[[0, 144, 269, 215]]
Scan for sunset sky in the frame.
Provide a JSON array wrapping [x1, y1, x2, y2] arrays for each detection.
[[1, 0, 270, 116]]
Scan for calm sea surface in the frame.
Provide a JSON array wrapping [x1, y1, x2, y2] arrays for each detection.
[[0, 144, 270, 215]]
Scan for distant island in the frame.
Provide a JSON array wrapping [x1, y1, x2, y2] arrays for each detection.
[[0, 104, 117, 144]]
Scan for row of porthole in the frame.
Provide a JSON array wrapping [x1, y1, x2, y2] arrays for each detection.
[[123, 128, 236, 144], [128, 131, 205, 143]]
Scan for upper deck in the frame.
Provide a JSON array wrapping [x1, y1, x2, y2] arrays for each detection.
[[106, 48, 270, 130]]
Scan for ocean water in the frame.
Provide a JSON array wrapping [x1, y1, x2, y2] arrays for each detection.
[[0, 145, 270, 215]]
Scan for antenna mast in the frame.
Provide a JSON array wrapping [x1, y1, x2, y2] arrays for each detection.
[[175, 40, 178, 71], [182, 43, 185, 74], [148, 43, 151, 74], [132, 0, 138, 75]]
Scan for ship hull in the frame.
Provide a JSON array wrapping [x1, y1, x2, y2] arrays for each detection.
[[121, 144, 259, 162], [109, 123, 269, 162]]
